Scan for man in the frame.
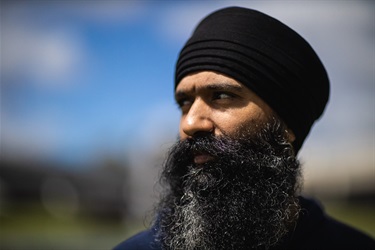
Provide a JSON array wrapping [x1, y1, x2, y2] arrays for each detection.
[[115, 7, 374, 250]]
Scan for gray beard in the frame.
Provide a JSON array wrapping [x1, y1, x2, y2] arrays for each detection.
[[168, 192, 206, 249], [155, 121, 302, 250]]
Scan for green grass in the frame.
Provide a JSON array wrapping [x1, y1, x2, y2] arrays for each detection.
[[0, 203, 147, 250], [1, 201, 374, 249], [322, 200, 375, 238]]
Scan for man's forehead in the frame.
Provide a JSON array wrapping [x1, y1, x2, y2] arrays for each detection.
[[175, 71, 244, 94]]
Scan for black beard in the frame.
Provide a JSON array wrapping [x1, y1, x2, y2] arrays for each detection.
[[155, 121, 302, 250]]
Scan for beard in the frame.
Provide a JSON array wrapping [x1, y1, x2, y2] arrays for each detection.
[[154, 120, 302, 250]]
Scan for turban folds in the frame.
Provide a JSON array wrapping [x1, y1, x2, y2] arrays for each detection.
[[175, 7, 330, 153]]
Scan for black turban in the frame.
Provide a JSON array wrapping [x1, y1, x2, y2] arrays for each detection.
[[175, 6, 330, 154]]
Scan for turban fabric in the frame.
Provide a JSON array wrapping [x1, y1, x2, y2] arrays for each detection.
[[175, 7, 330, 153]]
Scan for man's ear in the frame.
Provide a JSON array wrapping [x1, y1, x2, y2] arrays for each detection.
[[286, 128, 296, 144]]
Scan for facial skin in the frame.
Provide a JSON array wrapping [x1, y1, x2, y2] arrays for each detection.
[[155, 70, 301, 249], [176, 71, 274, 138], [175, 71, 295, 161]]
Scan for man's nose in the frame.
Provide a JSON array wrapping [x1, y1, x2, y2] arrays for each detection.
[[180, 99, 214, 137]]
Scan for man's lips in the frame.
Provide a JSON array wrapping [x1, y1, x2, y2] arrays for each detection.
[[193, 153, 214, 164]]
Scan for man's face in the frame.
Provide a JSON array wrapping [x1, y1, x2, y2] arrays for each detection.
[[176, 71, 278, 140], [156, 71, 300, 249]]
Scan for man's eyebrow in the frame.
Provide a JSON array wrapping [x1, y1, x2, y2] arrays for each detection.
[[175, 90, 189, 100], [175, 82, 243, 98], [205, 82, 243, 92]]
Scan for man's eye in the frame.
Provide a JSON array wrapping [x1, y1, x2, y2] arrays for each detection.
[[213, 92, 234, 100], [177, 99, 193, 109]]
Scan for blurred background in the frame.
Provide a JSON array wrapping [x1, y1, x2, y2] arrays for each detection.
[[1, 1, 374, 249]]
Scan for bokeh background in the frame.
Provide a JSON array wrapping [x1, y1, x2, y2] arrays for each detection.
[[1, 1, 374, 249]]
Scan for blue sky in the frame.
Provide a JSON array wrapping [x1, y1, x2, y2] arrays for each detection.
[[2, 1, 183, 164], [1, 1, 374, 187]]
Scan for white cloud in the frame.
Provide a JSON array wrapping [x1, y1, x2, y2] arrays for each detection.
[[2, 24, 85, 86], [136, 101, 179, 152], [124, 101, 179, 176], [1, 1, 152, 87], [68, 1, 148, 24], [156, 3, 220, 44]]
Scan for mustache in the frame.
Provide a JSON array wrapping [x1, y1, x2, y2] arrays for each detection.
[[161, 135, 241, 192], [173, 120, 293, 157], [161, 121, 296, 194], [169, 122, 292, 161], [170, 135, 239, 162]]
